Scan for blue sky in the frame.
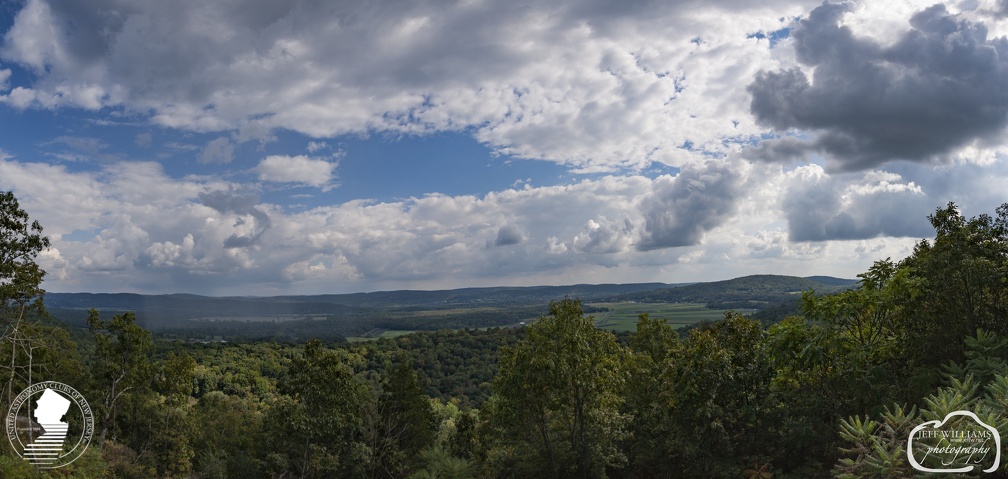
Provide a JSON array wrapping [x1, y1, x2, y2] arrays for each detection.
[[2, 0, 1008, 295]]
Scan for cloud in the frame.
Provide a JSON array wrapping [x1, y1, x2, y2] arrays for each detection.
[[572, 217, 635, 254], [198, 189, 272, 249], [0, 150, 774, 293], [3, 147, 986, 294], [8, 0, 1008, 295], [255, 155, 336, 188], [637, 160, 746, 250], [198, 137, 235, 164], [748, 1, 1008, 171], [0, 0, 809, 171], [493, 224, 525, 247], [781, 165, 933, 241]]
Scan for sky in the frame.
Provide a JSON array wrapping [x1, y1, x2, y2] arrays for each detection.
[[1, 0, 1007, 295]]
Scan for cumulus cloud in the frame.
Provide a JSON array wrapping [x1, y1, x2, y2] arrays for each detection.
[[749, 1, 1008, 171], [0, 149, 804, 293], [146, 233, 196, 268], [4, 146, 989, 294], [781, 166, 934, 241], [0, 0, 811, 170], [198, 189, 272, 249], [255, 155, 336, 188], [637, 161, 746, 250], [572, 217, 635, 254]]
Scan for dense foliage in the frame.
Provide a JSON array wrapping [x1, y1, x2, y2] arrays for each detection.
[[4, 192, 1008, 478]]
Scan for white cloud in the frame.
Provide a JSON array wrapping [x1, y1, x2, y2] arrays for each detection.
[[255, 155, 336, 188], [0, 151, 762, 293], [0, 142, 951, 294], [6, 0, 998, 174], [4, 148, 998, 294], [0, 0, 818, 171], [307, 141, 328, 153]]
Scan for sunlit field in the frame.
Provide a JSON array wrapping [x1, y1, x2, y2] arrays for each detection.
[[590, 302, 757, 331]]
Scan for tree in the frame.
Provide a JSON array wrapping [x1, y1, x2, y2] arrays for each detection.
[[0, 191, 52, 406], [262, 339, 373, 478], [802, 259, 902, 355], [623, 313, 680, 475], [88, 310, 154, 443], [151, 352, 198, 476], [490, 298, 627, 478], [897, 203, 1008, 391], [192, 391, 264, 479], [668, 313, 772, 476], [796, 259, 906, 414], [367, 357, 437, 477], [0, 191, 49, 322], [835, 329, 1008, 477], [409, 446, 475, 479]]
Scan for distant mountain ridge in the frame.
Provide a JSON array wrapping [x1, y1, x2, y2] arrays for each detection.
[[45, 275, 855, 317], [42, 274, 856, 340], [45, 282, 677, 314]]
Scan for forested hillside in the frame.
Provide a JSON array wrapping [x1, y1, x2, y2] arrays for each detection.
[[42, 285, 673, 341], [4, 191, 1008, 478], [43, 276, 854, 342], [619, 274, 856, 309]]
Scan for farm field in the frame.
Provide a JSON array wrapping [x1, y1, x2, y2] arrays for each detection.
[[589, 302, 756, 331], [348, 303, 755, 340]]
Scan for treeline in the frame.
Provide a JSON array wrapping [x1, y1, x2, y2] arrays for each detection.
[[47, 304, 543, 343]]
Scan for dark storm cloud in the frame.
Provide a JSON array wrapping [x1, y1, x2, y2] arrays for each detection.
[[748, 1, 1008, 171], [199, 189, 272, 248], [747, 135, 813, 163], [637, 162, 743, 250]]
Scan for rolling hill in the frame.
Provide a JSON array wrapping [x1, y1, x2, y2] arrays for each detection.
[[43, 275, 856, 340], [615, 274, 858, 309]]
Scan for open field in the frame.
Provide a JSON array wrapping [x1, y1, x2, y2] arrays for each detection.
[[348, 303, 753, 340], [589, 302, 756, 331]]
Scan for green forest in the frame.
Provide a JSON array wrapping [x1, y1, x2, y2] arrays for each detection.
[[4, 189, 1008, 478]]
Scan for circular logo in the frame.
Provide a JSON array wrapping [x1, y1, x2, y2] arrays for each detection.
[[5, 381, 94, 469]]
